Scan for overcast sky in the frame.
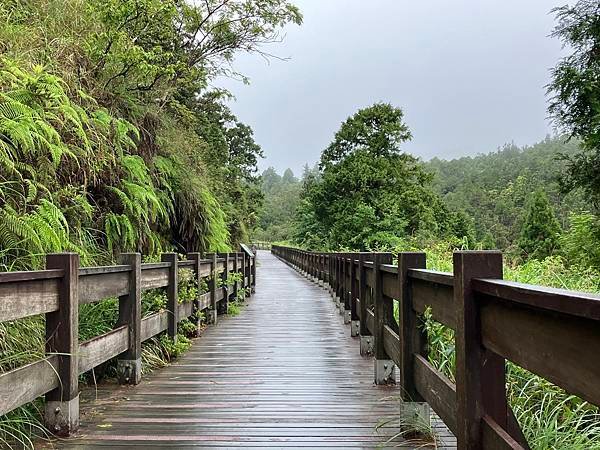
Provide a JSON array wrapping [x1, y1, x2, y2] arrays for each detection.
[[217, 0, 568, 176]]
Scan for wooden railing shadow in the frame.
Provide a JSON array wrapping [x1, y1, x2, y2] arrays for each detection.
[[272, 245, 600, 450]]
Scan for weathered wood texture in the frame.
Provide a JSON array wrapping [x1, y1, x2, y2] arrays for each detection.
[[0, 249, 254, 431], [48, 251, 452, 449], [272, 245, 600, 450]]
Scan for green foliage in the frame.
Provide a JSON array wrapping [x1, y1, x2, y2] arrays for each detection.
[[548, 1, 600, 204], [518, 190, 562, 260], [295, 104, 468, 251], [253, 166, 302, 242], [561, 212, 600, 269], [427, 137, 587, 250], [0, 0, 302, 445], [320, 102, 412, 168]]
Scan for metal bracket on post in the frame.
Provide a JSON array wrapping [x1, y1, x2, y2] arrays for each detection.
[[360, 335, 374, 356], [374, 359, 395, 384], [351, 320, 360, 337]]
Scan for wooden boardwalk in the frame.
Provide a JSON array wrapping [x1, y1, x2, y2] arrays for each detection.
[[48, 250, 454, 449]]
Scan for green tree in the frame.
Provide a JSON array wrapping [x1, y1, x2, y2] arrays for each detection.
[[254, 167, 303, 242], [548, 1, 600, 204], [320, 102, 411, 168], [427, 137, 587, 249], [296, 104, 461, 251], [561, 212, 600, 268], [518, 190, 562, 259]]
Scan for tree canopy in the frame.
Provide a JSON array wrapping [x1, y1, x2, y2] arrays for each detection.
[[518, 190, 562, 260], [294, 104, 469, 251], [548, 1, 600, 204], [0, 0, 301, 269]]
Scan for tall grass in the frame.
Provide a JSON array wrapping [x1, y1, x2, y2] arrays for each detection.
[[418, 243, 600, 449]]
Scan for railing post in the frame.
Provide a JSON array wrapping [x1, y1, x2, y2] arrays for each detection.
[[338, 253, 344, 313], [207, 252, 218, 324], [454, 251, 504, 450], [327, 254, 332, 293], [251, 250, 256, 293], [342, 254, 351, 322], [319, 253, 325, 286], [330, 253, 335, 295], [117, 252, 142, 385], [373, 252, 394, 384], [219, 253, 229, 315], [247, 250, 252, 286], [398, 252, 427, 400], [241, 251, 247, 292], [44, 253, 79, 436], [233, 252, 239, 302], [188, 252, 203, 334], [350, 253, 360, 336], [162, 252, 178, 342], [335, 253, 342, 307], [358, 253, 373, 356]]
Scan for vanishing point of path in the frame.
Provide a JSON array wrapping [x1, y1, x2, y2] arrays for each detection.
[[49, 250, 427, 449]]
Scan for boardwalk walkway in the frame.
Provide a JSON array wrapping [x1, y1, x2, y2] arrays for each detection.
[[49, 251, 448, 449]]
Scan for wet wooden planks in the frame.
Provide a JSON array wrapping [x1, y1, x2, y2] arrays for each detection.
[[49, 251, 455, 449]]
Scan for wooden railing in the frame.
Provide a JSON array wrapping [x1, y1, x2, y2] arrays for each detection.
[[0, 247, 256, 436], [251, 241, 272, 250], [272, 245, 600, 450]]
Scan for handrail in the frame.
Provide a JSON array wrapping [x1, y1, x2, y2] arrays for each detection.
[[271, 244, 600, 449], [0, 248, 256, 436]]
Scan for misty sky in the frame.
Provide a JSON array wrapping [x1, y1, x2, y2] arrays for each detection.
[[217, 0, 569, 175]]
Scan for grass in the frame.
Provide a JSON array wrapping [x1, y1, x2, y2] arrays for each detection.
[[416, 243, 600, 449], [375, 396, 438, 448]]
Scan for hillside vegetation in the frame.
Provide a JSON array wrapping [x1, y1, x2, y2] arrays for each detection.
[[427, 137, 588, 251], [0, 0, 301, 271]]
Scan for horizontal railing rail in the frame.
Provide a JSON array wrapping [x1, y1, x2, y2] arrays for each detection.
[[0, 247, 256, 436], [251, 241, 272, 250], [272, 245, 600, 450]]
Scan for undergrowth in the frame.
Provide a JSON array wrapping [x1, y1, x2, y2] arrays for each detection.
[[418, 242, 600, 449]]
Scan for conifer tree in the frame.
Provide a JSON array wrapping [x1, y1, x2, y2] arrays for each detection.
[[518, 190, 562, 259]]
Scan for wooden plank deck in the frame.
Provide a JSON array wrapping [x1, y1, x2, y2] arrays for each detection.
[[47, 250, 455, 449]]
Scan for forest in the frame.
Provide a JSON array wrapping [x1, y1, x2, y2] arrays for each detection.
[[260, 134, 592, 265]]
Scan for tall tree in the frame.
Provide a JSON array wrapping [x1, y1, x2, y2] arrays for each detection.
[[320, 103, 412, 168], [518, 190, 562, 260], [254, 167, 302, 242], [548, 1, 600, 204], [296, 104, 464, 251]]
